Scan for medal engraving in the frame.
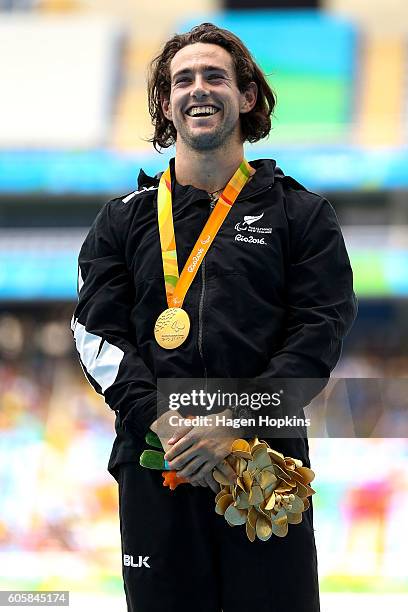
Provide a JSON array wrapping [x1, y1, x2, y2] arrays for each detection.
[[154, 307, 190, 349]]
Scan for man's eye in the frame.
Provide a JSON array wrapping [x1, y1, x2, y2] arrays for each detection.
[[208, 75, 224, 80]]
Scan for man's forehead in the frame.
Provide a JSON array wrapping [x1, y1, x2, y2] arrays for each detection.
[[170, 43, 234, 76]]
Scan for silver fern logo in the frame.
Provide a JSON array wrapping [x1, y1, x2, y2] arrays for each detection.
[[234, 212, 272, 234]]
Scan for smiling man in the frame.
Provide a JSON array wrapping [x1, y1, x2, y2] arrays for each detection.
[[71, 22, 357, 612], [163, 43, 255, 156]]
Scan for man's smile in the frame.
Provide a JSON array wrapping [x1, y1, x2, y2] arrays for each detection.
[[185, 105, 221, 117]]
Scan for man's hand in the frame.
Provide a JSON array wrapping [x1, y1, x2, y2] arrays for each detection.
[[163, 409, 240, 486], [150, 410, 212, 487], [189, 459, 237, 493], [150, 409, 189, 454]]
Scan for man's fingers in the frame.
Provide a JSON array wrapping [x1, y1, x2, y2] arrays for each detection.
[[205, 472, 220, 493], [188, 472, 224, 493], [167, 423, 193, 446], [164, 432, 195, 463], [189, 462, 215, 483], [216, 459, 237, 484], [177, 456, 207, 479]]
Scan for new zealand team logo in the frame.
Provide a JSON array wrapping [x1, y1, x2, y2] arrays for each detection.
[[234, 212, 272, 234], [234, 211, 272, 245]]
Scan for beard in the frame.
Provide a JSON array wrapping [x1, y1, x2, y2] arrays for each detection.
[[174, 114, 239, 152]]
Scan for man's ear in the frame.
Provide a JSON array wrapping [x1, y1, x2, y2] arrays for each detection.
[[161, 97, 172, 121], [240, 82, 258, 114]]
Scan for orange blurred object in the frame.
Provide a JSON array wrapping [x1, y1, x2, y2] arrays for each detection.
[[162, 471, 189, 490]]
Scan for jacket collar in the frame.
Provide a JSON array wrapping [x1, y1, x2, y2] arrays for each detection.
[[137, 157, 282, 205]]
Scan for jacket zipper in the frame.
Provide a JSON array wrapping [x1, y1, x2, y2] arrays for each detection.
[[197, 184, 273, 379], [198, 199, 216, 379]]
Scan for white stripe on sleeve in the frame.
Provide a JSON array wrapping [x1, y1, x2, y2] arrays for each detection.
[[78, 266, 84, 293], [71, 319, 124, 393]]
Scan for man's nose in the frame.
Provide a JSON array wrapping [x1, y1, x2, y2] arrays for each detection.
[[190, 75, 210, 99]]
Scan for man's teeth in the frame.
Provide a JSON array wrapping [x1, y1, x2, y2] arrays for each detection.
[[187, 106, 219, 117]]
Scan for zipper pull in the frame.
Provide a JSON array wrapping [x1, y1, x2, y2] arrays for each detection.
[[208, 191, 218, 211]]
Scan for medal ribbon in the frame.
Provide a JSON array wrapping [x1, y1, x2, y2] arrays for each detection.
[[157, 159, 255, 308]]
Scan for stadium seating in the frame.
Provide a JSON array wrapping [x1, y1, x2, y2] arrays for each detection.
[[178, 11, 357, 144]]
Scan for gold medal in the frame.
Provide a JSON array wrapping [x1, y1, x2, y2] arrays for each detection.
[[155, 159, 255, 349], [154, 307, 190, 349]]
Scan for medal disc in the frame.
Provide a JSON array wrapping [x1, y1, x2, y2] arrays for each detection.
[[154, 307, 190, 349]]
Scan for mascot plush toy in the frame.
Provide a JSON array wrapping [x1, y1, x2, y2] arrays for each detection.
[[139, 430, 188, 490]]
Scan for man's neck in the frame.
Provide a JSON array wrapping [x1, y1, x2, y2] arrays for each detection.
[[174, 142, 245, 193]]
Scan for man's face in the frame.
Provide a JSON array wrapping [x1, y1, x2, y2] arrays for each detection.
[[161, 42, 256, 152]]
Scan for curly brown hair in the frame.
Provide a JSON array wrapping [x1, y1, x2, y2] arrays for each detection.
[[147, 22, 276, 151]]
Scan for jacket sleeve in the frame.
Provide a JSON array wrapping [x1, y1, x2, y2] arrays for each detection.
[[70, 198, 162, 438], [256, 194, 358, 407]]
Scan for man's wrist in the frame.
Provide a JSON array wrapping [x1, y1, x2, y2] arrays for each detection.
[[150, 409, 181, 437], [214, 406, 246, 442]]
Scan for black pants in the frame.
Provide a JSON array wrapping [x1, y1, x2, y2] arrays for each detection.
[[117, 460, 320, 612]]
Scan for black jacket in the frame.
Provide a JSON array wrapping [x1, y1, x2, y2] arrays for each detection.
[[71, 158, 357, 477]]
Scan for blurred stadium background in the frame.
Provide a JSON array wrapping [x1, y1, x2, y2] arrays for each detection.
[[0, 0, 408, 610]]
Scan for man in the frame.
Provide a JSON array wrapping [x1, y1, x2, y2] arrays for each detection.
[[71, 22, 357, 612]]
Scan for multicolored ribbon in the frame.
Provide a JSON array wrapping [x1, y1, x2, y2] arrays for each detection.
[[157, 159, 255, 308]]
